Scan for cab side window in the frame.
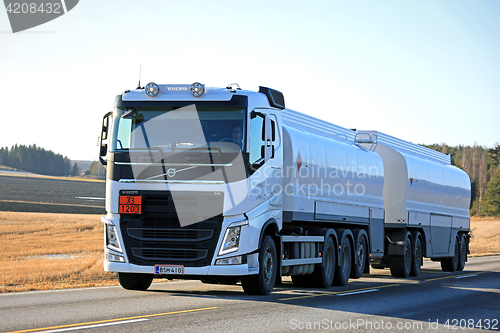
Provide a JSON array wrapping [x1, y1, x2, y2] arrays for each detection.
[[249, 113, 265, 166]]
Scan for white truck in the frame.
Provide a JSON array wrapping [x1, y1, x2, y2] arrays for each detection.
[[99, 82, 471, 295]]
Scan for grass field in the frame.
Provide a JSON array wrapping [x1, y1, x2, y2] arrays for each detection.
[[470, 216, 500, 257], [0, 211, 498, 293], [0, 212, 116, 292]]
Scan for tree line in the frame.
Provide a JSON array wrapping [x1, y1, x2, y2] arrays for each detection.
[[422, 144, 500, 217], [84, 161, 106, 178], [0, 144, 72, 176]]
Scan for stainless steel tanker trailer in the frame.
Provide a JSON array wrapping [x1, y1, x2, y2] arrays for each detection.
[[99, 82, 471, 295]]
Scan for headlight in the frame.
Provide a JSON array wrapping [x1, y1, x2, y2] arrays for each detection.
[[219, 226, 241, 255], [106, 224, 122, 252]]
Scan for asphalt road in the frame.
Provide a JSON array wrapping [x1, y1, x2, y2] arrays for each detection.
[[1, 256, 499, 333]]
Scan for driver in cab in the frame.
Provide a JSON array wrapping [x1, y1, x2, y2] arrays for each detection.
[[231, 125, 243, 149]]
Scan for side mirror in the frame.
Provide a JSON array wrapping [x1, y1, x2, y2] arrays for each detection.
[[102, 116, 109, 140], [100, 144, 108, 157], [261, 145, 275, 159], [271, 119, 276, 141], [99, 112, 112, 166]]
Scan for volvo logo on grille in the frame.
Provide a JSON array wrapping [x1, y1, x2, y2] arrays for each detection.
[[120, 190, 139, 195], [167, 168, 176, 177]]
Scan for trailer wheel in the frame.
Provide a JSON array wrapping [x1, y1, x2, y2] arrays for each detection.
[[410, 235, 422, 277], [441, 237, 459, 272], [241, 235, 277, 295], [457, 233, 467, 271], [390, 234, 412, 278], [351, 235, 367, 279], [311, 236, 336, 288], [117, 273, 153, 291], [333, 236, 351, 286]]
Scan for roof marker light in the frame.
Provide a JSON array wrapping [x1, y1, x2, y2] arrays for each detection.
[[145, 82, 159, 97], [190, 82, 204, 97]]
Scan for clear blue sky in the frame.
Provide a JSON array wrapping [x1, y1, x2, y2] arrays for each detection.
[[1, 0, 499, 161]]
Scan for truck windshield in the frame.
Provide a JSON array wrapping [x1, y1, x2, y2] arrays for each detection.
[[111, 106, 246, 153]]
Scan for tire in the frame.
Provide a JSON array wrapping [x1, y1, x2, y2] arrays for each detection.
[[311, 236, 336, 288], [117, 273, 154, 291], [441, 237, 459, 272], [457, 233, 467, 271], [351, 235, 367, 279], [390, 234, 412, 278], [241, 235, 277, 295], [410, 236, 422, 277], [333, 236, 351, 286]]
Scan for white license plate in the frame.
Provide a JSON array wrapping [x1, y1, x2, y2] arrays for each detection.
[[154, 265, 184, 275]]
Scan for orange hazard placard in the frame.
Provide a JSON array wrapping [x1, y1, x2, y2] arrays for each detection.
[[119, 196, 142, 214]]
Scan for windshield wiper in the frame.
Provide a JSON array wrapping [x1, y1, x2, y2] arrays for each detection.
[[128, 147, 164, 153]]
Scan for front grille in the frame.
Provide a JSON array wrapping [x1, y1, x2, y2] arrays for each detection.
[[119, 191, 223, 267], [132, 248, 208, 261], [127, 228, 213, 242]]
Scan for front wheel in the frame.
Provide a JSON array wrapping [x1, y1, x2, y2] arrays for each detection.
[[117, 273, 154, 291], [241, 235, 277, 295]]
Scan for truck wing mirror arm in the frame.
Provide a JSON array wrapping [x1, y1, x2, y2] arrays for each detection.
[[250, 110, 266, 119]]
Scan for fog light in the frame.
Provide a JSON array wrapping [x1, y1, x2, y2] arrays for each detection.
[[145, 82, 159, 97], [106, 252, 125, 262], [216, 255, 243, 265], [190, 82, 204, 97]]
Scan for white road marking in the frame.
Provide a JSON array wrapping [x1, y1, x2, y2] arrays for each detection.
[[454, 274, 478, 279], [0, 280, 192, 297], [33, 319, 148, 333], [75, 197, 105, 200], [337, 289, 379, 296]]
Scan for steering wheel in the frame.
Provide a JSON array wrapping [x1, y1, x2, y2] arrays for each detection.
[[219, 138, 239, 144]]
